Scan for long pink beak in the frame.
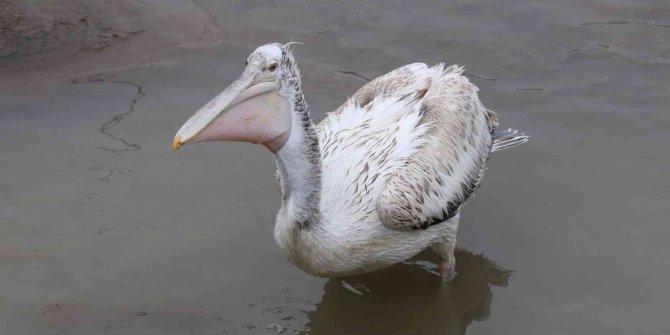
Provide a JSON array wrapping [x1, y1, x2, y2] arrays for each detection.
[[173, 66, 291, 151]]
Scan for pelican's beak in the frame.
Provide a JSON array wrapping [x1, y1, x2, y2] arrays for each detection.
[[173, 65, 291, 152]]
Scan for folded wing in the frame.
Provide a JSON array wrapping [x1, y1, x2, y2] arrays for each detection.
[[376, 65, 496, 230]]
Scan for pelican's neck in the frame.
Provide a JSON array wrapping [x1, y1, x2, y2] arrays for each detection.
[[274, 87, 321, 229]]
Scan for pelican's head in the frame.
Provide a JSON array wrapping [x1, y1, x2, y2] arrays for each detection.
[[173, 43, 298, 152]]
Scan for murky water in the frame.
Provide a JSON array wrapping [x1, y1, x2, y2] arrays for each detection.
[[1, 0, 669, 334]]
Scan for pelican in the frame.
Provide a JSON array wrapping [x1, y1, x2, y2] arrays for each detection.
[[173, 43, 527, 281]]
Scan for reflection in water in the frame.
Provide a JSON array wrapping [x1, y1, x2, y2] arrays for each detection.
[[302, 250, 512, 335]]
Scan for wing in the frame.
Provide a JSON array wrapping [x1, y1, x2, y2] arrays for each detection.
[[316, 63, 496, 230], [361, 64, 496, 230], [317, 63, 436, 134]]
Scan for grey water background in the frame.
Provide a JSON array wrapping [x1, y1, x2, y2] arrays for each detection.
[[1, 0, 669, 334]]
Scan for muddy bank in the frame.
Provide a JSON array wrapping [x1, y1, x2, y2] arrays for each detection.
[[0, 0, 144, 63], [0, 0, 215, 90]]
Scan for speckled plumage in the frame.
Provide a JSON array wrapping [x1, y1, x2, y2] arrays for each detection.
[[174, 42, 528, 279]]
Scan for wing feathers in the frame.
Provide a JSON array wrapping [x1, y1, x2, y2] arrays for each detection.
[[317, 62, 525, 232], [376, 65, 494, 230]]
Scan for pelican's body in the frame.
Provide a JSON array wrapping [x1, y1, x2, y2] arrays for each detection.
[[174, 43, 527, 280]]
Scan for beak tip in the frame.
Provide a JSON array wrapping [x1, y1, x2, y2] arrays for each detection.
[[172, 137, 182, 150]]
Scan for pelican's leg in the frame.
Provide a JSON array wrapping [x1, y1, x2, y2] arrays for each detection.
[[433, 241, 456, 281], [439, 246, 456, 281], [432, 216, 459, 282]]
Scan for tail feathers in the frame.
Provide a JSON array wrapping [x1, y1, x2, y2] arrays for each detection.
[[491, 128, 529, 152]]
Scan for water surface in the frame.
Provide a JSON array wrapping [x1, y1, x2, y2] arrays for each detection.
[[1, 0, 669, 334]]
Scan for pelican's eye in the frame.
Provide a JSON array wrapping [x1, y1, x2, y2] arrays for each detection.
[[268, 63, 277, 72], [245, 60, 248, 66]]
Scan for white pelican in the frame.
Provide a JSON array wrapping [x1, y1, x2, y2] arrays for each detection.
[[173, 43, 527, 281]]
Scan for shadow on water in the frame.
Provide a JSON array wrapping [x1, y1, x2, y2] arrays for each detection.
[[302, 249, 512, 335]]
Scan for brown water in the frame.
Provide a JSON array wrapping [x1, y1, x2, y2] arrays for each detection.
[[1, 0, 669, 334]]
